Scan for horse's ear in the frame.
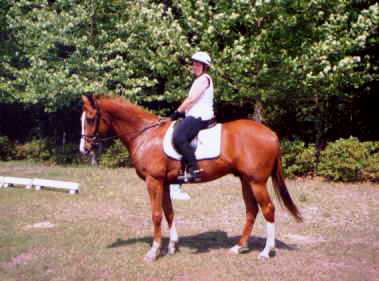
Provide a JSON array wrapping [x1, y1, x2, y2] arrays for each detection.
[[82, 94, 96, 110], [82, 95, 89, 105]]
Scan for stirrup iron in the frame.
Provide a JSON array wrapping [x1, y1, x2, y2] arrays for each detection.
[[177, 168, 203, 183]]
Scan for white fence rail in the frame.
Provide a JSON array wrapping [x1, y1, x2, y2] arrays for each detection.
[[0, 176, 79, 194]]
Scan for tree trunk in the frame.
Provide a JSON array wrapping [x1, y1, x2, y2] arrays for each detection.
[[253, 99, 264, 123]]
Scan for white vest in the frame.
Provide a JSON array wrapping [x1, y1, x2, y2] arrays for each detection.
[[186, 74, 214, 121]]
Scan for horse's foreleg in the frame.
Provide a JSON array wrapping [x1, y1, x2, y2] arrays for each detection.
[[163, 184, 178, 255], [251, 182, 276, 259], [145, 176, 164, 262], [230, 177, 259, 254]]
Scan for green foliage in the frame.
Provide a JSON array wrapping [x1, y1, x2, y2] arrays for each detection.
[[362, 141, 379, 182], [281, 140, 316, 178], [0, 0, 378, 151], [1, 0, 192, 112], [12, 138, 82, 164], [13, 139, 81, 164], [15, 138, 52, 161], [317, 137, 369, 181], [2, 1, 377, 114], [281, 137, 379, 182], [0, 136, 15, 160], [99, 140, 131, 168], [52, 143, 81, 165]]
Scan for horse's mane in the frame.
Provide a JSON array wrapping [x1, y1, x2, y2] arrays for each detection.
[[94, 94, 158, 121]]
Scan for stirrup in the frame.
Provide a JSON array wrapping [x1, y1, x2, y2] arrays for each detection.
[[177, 168, 203, 183]]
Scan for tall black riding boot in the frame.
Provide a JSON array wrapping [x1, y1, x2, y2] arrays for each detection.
[[186, 162, 202, 182]]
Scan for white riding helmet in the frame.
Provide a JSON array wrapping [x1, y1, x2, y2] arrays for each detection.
[[191, 51, 212, 67]]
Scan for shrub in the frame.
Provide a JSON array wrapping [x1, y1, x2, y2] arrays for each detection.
[[99, 140, 131, 168], [317, 137, 369, 182], [13, 139, 83, 164], [0, 136, 15, 160], [362, 141, 379, 182], [281, 140, 316, 178], [52, 143, 82, 165], [15, 138, 52, 161]]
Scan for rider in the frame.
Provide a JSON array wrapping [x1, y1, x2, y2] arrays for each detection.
[[170, 51, 215, 182]]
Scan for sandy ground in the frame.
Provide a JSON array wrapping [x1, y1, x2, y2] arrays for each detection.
[[0, 161, 378, 281]]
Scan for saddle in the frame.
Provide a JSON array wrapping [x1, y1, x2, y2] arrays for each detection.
[[172, 118, 217, 150], [163, 120, 222, 161]]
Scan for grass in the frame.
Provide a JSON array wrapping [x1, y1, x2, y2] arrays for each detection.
[[0, 161, 378, 281]]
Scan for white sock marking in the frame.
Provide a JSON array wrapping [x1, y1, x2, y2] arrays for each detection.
[[152, 240, 161, 250], [170, 222, 178, 242], [230, 244, 242, 254], [259, 222, 275, 259]]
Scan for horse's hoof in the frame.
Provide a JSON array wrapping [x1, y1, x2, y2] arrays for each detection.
[[168, 242, 177, 255], [258, 252, 269, 259], [229, 245, 248, 254], [144, 253, 158, 262], [168, 246, 176, 255], [258, 249, 275, 260], [229, 245, 240, 254], [144, 249, 160, 262], [144, 255, 156, 262]]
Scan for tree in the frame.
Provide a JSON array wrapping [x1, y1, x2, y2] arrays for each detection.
[[0, 0, 378, 143], [2, 0, 191, 112]]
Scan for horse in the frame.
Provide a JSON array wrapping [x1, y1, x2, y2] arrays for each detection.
[[79, 94, 302, 262]]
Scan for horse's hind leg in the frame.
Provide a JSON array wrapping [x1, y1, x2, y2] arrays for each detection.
[[163, 184, 178, 255], [251, 181, 276, 259], [230, 177, 259, 254]]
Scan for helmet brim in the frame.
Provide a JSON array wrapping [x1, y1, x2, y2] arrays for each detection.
[[191, 59, 211, 67]]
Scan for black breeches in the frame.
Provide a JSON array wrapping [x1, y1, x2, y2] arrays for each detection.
[[172, 116, 208, 169]]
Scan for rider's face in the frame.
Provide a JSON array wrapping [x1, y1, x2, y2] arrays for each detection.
[[192, 61, 204, 77]]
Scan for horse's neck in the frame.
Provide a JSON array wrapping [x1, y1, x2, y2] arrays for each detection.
[[100, 99, 157, 144]]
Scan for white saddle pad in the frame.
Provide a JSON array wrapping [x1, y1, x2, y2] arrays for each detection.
[[163, 122, 222, 160]]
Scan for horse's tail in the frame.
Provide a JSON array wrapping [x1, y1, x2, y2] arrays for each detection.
[[271, 151, 303, 222]]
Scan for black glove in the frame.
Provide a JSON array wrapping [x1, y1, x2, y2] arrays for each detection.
[[170, 111, 185, 120]]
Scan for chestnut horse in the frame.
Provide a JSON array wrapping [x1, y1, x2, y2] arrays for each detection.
[[80, 94, 302, 262]]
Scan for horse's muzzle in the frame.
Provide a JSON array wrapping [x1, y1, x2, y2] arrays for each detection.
[[79, 137, 91, 155]]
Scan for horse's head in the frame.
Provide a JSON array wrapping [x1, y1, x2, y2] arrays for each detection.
[[79, 95, 111, 154]]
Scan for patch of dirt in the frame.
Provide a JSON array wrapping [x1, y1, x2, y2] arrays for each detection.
[[6, 250, 35, 268], [285, 233, 326, 244], [95, 267, 113, 279]]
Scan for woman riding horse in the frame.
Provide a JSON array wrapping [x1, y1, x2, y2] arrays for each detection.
[[80, 63, 302, 262], [170, 51, 214, 182]]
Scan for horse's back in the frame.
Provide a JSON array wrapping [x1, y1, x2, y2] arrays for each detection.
[[221, 119, 280, 179], [222, 119, 279, 146]]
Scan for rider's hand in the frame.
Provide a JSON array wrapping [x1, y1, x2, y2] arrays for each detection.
[[170, 111, 185, 121]]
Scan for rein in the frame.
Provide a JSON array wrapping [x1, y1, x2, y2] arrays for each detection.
[[82, 115, 168, 146]]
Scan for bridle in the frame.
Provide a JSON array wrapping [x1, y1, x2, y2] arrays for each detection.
[[81, 103, 167, 148], [81, 107, 102, 146]]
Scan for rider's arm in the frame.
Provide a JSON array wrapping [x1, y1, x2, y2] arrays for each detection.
[[177, 76, 209, 113]]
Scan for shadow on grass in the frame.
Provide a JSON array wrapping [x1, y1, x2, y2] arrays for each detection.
[[107, 230, 297, 254]]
